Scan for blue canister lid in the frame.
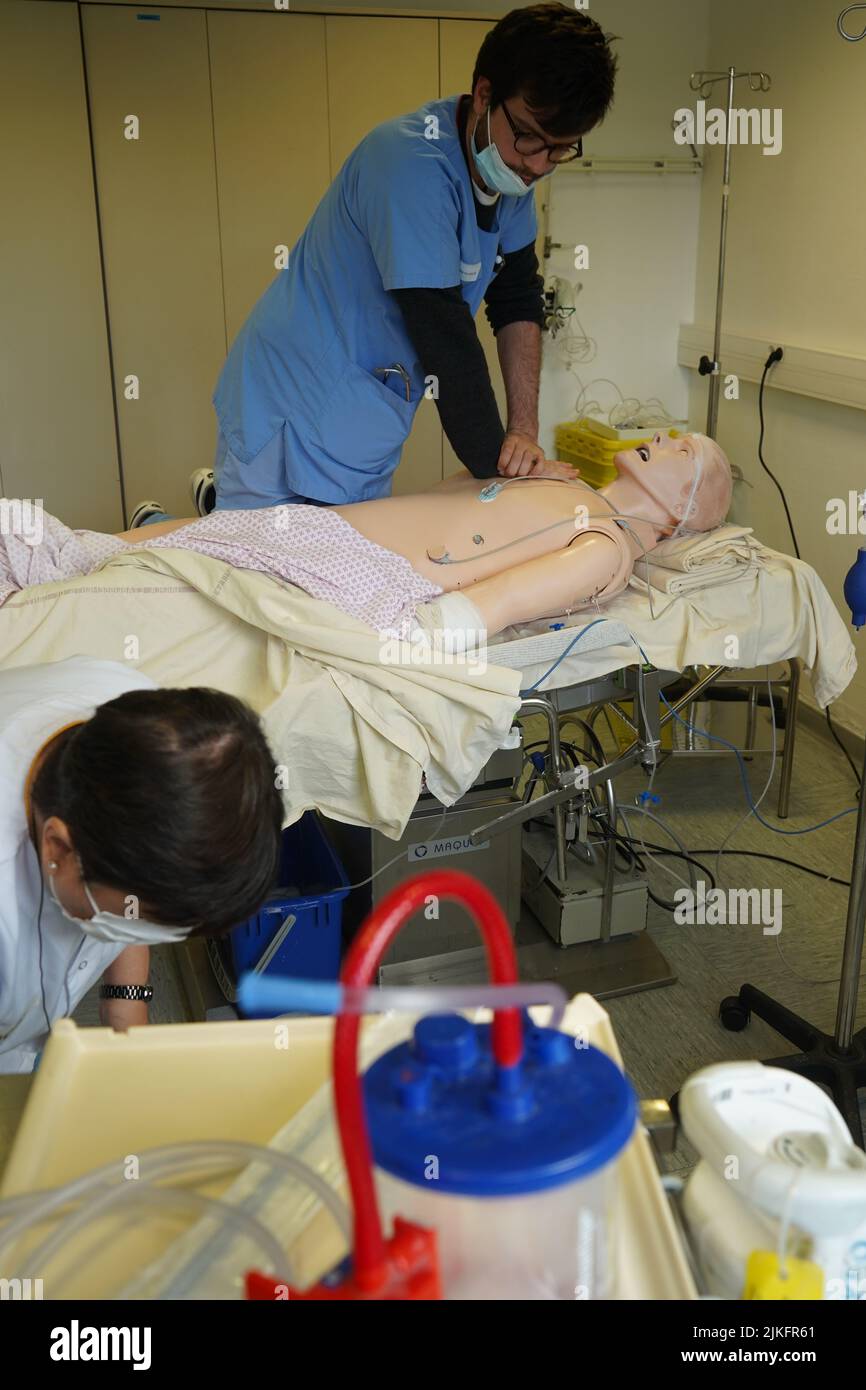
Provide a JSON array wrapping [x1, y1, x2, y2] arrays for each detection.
[[364, 1014, 637, 1197]]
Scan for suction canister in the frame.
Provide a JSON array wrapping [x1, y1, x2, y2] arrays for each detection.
[[243, 870, 637, 1301], [366, 1011, 636, 1299]]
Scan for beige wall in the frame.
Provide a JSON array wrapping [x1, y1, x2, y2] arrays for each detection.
[[689, 0, 865, 732]]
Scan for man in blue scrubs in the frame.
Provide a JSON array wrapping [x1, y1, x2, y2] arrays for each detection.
[[210, 4, 618, 510]]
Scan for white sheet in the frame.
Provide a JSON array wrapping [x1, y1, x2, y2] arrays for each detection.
[[492, 544, 856, 709], [0, 549, 522, 839], [632, 523, 759, 575], [0, 540, 853, 843]]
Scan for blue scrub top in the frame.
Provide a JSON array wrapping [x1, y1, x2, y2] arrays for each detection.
[[213, 95, 538, 504]]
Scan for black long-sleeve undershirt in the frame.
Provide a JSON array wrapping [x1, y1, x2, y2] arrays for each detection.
[[391, 242, 544, 478], [484, 241, 545, 337], [391, 284, 503, 477]]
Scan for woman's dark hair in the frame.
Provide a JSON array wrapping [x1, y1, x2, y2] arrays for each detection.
[[472, 3, 619, 138], [31, 687, 284, 936]]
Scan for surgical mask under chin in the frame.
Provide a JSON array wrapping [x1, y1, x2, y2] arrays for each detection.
[[471, 107, 534, 198], [48, 873, 191, 945]]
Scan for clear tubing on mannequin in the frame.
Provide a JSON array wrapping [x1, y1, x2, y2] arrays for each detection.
[[426, 505, 680, 567], [0, 1140, 350, 1274], [669, 451, 703, 539], [428, 502, 664, 623], [424, 461, 705, 568], [428, 467, 717, 625], [426, 506, 645, 566]]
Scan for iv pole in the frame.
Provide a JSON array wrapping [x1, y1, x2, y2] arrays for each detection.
[[687, 68, 771, 439]]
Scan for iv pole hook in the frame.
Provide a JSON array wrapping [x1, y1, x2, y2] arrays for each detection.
[[838, 4, 866, 41]]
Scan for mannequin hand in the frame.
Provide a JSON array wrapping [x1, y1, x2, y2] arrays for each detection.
[[527, 458, 582, 482]]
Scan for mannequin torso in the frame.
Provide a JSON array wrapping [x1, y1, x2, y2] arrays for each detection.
[[335, 473, 660, 585]]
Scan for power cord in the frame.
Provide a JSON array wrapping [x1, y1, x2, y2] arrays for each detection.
[[684, 846, 850, 890], [757, 345, 800, 558], [758, 350, 859, 795]]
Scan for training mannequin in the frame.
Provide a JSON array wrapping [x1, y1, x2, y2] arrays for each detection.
[[0, 433, 732, 640], [334, 432, 732, 633]]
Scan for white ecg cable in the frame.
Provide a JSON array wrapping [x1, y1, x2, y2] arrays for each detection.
[[424, 460, 705, 569], [426, 501, 679, 567]]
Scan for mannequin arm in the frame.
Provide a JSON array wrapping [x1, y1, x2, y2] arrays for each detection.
[[462, 531, 622, 635]]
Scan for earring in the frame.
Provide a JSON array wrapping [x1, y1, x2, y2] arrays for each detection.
[[48, 861, 58, 871]]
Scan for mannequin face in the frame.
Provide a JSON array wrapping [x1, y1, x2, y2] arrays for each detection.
[[616, 431, 702, 479], [612, 432, 732, 534]]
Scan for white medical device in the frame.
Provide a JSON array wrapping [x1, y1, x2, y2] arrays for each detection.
[[680, 1061, 866, 1300]]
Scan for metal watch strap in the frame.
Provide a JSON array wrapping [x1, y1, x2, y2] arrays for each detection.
[[98, 984, 154, 1002]]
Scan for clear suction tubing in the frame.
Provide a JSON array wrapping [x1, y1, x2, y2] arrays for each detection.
[[0, 1140, 350, 1296], [241, 869, 638, 1301]]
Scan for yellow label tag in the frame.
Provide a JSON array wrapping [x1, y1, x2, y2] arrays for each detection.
[[743, 1250, 824, 1300]]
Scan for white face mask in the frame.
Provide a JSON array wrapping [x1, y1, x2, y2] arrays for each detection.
[[48, 873, 192, 945], [471, 107, 536, 198]]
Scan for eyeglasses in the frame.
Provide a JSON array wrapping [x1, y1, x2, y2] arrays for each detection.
[[500, 101, 584, 164]]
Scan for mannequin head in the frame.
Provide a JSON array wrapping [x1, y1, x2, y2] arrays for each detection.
[[612, 432, 732, 535]]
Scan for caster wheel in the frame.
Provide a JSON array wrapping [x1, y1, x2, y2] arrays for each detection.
[[719, 995, 750, 1031]]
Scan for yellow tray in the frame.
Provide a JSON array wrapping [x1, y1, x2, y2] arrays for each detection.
[[555, 418, 681, 487], [2, 1002, 696, 1300]]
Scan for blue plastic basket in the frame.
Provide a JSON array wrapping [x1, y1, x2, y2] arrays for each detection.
[[225, 814, 350, 994]]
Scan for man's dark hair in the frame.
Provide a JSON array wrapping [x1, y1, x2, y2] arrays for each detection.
[[32, 687, 284, 936], [472, 3, 618, 138]]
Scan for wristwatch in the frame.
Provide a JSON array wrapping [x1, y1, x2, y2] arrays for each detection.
[[99, 984, 154, 1002]]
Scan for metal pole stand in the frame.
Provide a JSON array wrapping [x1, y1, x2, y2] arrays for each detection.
[[688, 66, 771, 438], [718, 735, 866, 1145]]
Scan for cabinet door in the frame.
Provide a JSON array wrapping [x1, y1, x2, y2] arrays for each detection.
[[326, 15, 442, 495], [439, 19, 547, 477], [440, 19, 500, 479], [325, 16, 439, 175], [82, 5, 226, 518], [0, 0, 121, 531], [207, 11, 330, 347]]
